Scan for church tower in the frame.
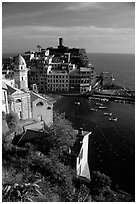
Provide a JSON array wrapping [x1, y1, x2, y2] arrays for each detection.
[[14, 54, 28, 90]]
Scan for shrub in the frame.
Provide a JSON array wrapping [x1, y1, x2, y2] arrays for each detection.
[[90, 171, 112, 195]]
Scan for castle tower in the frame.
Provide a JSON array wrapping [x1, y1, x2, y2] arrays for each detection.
[[14, 54, 28, 90], [59, 38, 63, 47]]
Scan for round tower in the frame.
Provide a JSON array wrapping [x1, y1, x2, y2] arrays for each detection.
[[14, 54, 28, 90]]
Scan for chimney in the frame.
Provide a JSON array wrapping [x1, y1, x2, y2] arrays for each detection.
[[59, 38, 63, 47]]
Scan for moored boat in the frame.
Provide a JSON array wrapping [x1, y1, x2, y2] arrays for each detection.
[[98, 106, 107, 109], [104, 112, 112, 116], [101, 98, 109, 102], [74, 101, 80, 105], [95, 102, 103, 106], [90, 108, 98, 112], [109, 117, 118, 122]]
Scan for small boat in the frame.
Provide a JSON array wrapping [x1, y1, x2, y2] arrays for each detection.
[[74, 101, 80, 105], [98, 106, 107, 109], [104, 112, 112, 116], [95, 102, 103, 106], [101, 98, 109, 102], [109, 117, 118, 122], [90, 108, 98, 112]]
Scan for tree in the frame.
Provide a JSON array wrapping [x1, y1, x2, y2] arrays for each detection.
[[5, 112, 23, 134], [90, 171, 112, 195], [47, 112, 76, 159], [2, 111, 78, 202], [2, 112, 10, 142]]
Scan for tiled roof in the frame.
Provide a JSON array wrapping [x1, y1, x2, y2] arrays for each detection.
[[18, 129, 45, 144], [6, 84, 25, 95], [30, 91, 52, 105]]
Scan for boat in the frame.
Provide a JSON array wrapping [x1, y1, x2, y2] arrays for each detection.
[[98, 106, 107, 109], [109, 117, 118, 122], [101, 98, 109, 102], [90, 108, 98, 112], [95, 102, 103, 106], [104, 112, 112, 116], [74, 101, 80, 105]]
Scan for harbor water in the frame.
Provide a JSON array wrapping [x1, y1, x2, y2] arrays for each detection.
[[54, 53, 135, 195]]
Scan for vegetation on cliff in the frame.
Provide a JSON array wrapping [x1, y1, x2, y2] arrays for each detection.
[[2, 111, 134, 202]]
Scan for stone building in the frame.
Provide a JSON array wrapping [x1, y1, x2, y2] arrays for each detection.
[[6, 84, 32, 120], [80, 66, 95, 93], [14, 54, 29, 90], [100, 72, 114, 86], [76, 130, 92, 180], [30, 91, 53, 126], [2, 81, 9, 114]]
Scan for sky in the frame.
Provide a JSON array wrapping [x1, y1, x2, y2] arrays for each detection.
[[2, 2, 135, 54]]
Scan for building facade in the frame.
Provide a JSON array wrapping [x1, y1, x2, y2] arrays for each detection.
[[7, 84, 32, 120], [100, 72, 114, 86], [14, 54, 29, 90], [47, 70, 69, 92], [2, 81, 9, 114], [80, 66, 95, 93], [76, 131, 91, 180], [30, 91, 53, 126], [28, 67, 47, 93], [28, 62, 96, 94]]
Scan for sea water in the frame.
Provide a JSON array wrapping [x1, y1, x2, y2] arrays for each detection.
[[55, 53, 135, 195]]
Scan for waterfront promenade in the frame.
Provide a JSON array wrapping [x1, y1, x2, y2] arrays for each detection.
[[62, 92, 135, 103]]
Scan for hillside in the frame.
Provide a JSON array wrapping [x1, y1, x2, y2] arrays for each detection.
[[2, 111, 134, 202]]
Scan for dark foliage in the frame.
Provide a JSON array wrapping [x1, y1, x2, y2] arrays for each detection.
[[5, 111, 23, 134], [2, 111, 77, 201], [90, 171, 112, 195]]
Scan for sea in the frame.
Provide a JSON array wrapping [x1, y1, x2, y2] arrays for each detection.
[[54, 53, 135, 195], [3, 52, 135, 195]]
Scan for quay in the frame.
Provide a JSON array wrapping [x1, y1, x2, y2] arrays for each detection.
[[62, 93, 135, 103]]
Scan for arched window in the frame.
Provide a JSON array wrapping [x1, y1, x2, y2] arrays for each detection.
[[47, 106, 51, 110], [36, 101, 44, 106], [16, 99, 22, 103]]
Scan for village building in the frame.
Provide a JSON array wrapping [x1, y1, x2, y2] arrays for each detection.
[[2, 53, 54, 130], [100, 72, 114, 86], [6, 84, 32, 120], [2, 81, 9, 114], [2, 75, 15, 88], [28, 66, 48, 93], [76, 130, 92, 181], [14, 54, 29, 90], [80, 66, 95, 93], [30, 91, 53, 126], [69, 68, 81, 93], [47, 68, 69, 92]]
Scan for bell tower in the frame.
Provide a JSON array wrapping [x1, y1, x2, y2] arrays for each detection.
[[14, 54, 28, 90]]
